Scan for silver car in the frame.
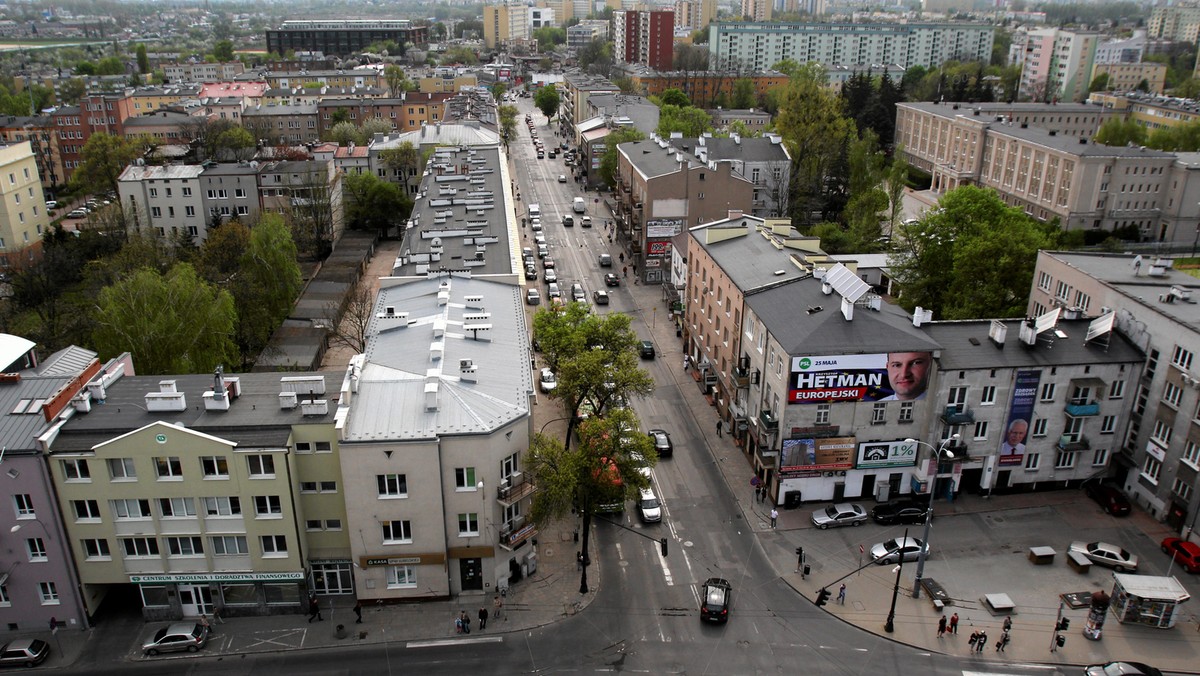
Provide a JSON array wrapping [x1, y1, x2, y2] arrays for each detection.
[[1069, 541, 1139, 572], [143, 622, 208, 655], [870, 536, 929, 564], [811, 503, 868, 529]]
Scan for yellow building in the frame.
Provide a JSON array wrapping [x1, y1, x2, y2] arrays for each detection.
[[484, 3, 530, 50], [0, 142, 51, 269], [418, 74, 479, 94], [126, 85, 203, 115], [1092, 63, 1167, 96]]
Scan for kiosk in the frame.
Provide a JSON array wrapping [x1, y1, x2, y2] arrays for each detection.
[[1110, 573, 1190, 629]]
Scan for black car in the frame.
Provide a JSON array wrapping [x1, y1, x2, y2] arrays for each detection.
[[604, 273, 620, 287], [648, 429, 673, 458], [870, 499, 929, 525], [1084, 482, 1132, 516], [700, 578, 731, 623], [640, 340, 655, 359]]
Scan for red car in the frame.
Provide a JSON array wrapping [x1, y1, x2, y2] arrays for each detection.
[[1161, 537, 1200, 573]]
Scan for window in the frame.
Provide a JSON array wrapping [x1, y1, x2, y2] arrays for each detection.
[[121, 537, 160, 557], [871, 402, 886, 424], [182, 187, 191, 197], [294, 442, 312, 454], [212, 535, 249, 555], [815, 403, 830, 425], [247, 454, 275, 478], [185, 206, 195, 217], [154, 456, 183, 479], [112, 498, 152, 520], [149, 188, 158, 197], [1172, 345, 1194, 371], [947, 387, 967, 413], [382, 520, 412, 543], [1164, 381, 1183, 408], [1100, 415, 1117, 434], [260, 535, 287, 556], [1032, 418, 1048, 437], [387, 565, 416, 589], [159, 497, 196, 518], [1055, 451, 1077, 469], [973, 421, 989, 440], [1146, 349, 1160, 380], [235, 188, 247, 198], [201, 456, 229, 478], [980, 386, 996, 405], [315, 441, 332, 453], [151, 207, 161, 218], [899, 401, 914, 423], [82, 538, 111, 560], [0, 585, 7, 606], [107, 458, 136, 480], [1152, 419, 1173, 446], [203, 496, 241, 516], [458, 513, 479, 536], [1024, 452, 1040, 471], [26, 538, 47, 561], [61, 459, 90, 481], [167, 536, 204, 556], [38, 582, 58, 605], [1173, 477, 1193, 502], [320, 480, 336, 492], [254, 495, 282, 517], [1039, 383, 1056, 402], [377, 474, 407, 498], [1038, 271, 1051, 291], [455, 467, 477, 490], [326, 519, 342, 530], [71, 500, 100, 521], [13, 494, 34, 518], [1092, 448, 1109, 466], [1142, 455, 1162, 484]]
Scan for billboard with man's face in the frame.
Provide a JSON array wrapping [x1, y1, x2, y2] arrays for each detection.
[[789, 352, 933, 405]]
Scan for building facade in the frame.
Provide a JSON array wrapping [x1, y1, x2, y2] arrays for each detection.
[[614, 10, 675, 71], [484, 3, 531, 50], [266, 20, 428, 57], [1011, 28, 1101, 103], [118, 164, 209, 243], [0, 142, 51, 268]]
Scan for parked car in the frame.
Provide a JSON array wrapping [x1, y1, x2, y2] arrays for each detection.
[[539, 367, 557, 393], [0, 638, 49, 667], [700, 578, 732, 623], [640, 340, 655, 359], [537, 151, 544, 159], [143, 622, 208, 655], [869, 536, 929, 564], [530, 220, 543, 232], [1161, 537, 1200, 573], [604, 273, 620, 287], [811, 503, 868, 529], [1069, 541, 1139, 572], [638, 488, 662, 523], [524, 265, 538, 280], [1085, 662, 1163, 676], [542, 258, 556, 269], [592, 289, 609, 305], [547, 282, 561, 298], [526, 288, 541, 305], [44, 200, 57, 210], [1084, 482, 1132, 516], [544, 269, 558, 284], [648, 429, 673, 458], [558, 174, 566, 182], [67, 208, 87, 218], [598, 253, 613, 267], [870, 499, 929, 525]]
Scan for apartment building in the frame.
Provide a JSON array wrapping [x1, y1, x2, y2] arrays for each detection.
[[0, 114, 62, 192], [118, 164, 209, 243], [708, 22, 994, 72], [163, 61, 247, 84], [623, 66, 790, 108], [401, 92, 451, 130], [1088, 92, 1200, 133], [337, 273, 536, 599], [1091, 63, 1167, 95], [418, 73, 478, 94], [529, 6, 556, 29], [265, 20, 428, 58], [674, 0, 716, 31], [483, 3, 531, 50], [708, 108, 772, 134], [614, 10, 675, 71], [1148, 4, 1200, 43], [122, 109, 200, 144], [0, 142, 51, 268], [46, 371, 347, 619], [562, 72, 621, 129], [568, 20, 609, 49], [739, 0, 772, 21], [257, 160, 345, 243], [199, 162, 263, 225], [264, 70, 386, 91], [199, 96, 248, 124], [50, 107, 86, 185], [1010, 28, 1101, 103], [1027, 251, 1200, 533], [125, 85, 204, 115], [242, 103, 320, 146], [317, 97, 405, 138]]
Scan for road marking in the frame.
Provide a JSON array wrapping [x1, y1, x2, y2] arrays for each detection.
[[407, 636, 503, 648]]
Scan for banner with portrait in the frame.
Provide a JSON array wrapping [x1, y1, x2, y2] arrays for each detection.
[[999, 369, 1041, 467]]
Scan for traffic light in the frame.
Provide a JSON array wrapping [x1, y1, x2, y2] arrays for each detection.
[[1055, 634, 1066, 648], [660, 537, 668, 557], [1056, 618, 1071, 631], [796, 546, 804, 556], [815, 588, 831, 607]]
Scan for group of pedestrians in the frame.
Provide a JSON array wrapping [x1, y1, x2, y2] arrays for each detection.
[[943, 614, 1011, 653], [454, 604, 501, 634]]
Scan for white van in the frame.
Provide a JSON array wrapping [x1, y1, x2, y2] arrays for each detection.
[[528, 203, 541, 220], [572, 197, 586, 214]]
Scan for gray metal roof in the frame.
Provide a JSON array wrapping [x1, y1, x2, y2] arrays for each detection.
[[747, 277, 943, 356], [343, 274, 531, 442], [927, 319, 1144, 371], [688, 135, 790, 163], [1043, 251, 1200, 331], [37, 345, 98, 378], [0, 373, 90, 452], [690, 216, 810, 292], [49, 372, 336, 453], [621, 139, 701, 179]]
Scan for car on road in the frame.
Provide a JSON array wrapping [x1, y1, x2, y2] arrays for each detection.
[[648, 429, 673, 458], [558, 174, 566, 182], [0, 638, 49, 667], [1161, 537, 1200, 573], [811, 503, 869, 529], [1069, 541, 1139, 572], [638, 488, 662, 523], [548, 150, 557, 159], [1084, 482, 1132, 516], [539, 367, 557, 393], [571, 283, 586, 302], [544, 269, 557, 284], [537, 151, 544, 159], [537, 244, 548, 258], [598, 253, 613, 267], [640, 340, 655, 359], [1085, 662, 1163, 676], [700, 578, 732, 623], [547, 282, 561, 298], [530, 220, 542, 231], [67, 208, 87, 218], [143, 622, 208, 655], [562, 215, 574, 227], [524, 266, 538, 280], [582, 216, 592, 227], [870, 499, 929, 525], [526, 288, 541, 305], [592, 289, 609, 304], [869, 536, 929, 564], [604, 273, 620, 287], [542, 257, 556, 269]]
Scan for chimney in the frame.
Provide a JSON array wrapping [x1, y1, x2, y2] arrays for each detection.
[[727, 209, 742, 220]]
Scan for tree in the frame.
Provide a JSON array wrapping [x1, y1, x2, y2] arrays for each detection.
[[674, 44, 709, 72], [331, 121, 362, 146], [213, 40, 235, 63], [577, 38, 614, 74], [887, 185, 1056, 320], [491, 82, 507, 101], [343, 172, 411, 237], [57, 78, 86, 105], [96, 56, 124, 76], [883, 150, 910, 242], [214, 126, 256, 161], [534, 86, 561, 121], [532, 26, 566, 51], [379, 140, 423, 194], [229, 214, 302, 368], [1089, 72, 1110, 93], [600, 127, 647, 188], [1093, 117, 1147, 147], [659, 88, 691, 108], [730, 79, 757, 108], [498, 104, 518, 147], [73, 132, 142, 196], [325, 282, 375, 354], [92, 263, 239, 374], [840, 130, 890, 251], [360, 117, 393, 141], [384, 65, 412, 96], [656, 104, 713, 138], [136, 44, 149, 74], [196, 220, 251, 284]]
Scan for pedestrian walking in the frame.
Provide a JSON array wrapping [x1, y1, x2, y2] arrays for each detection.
[[996, 630, 1010, 652], [199, 614, 212, 635], [976, 630, 987, 653], [769, 508, 778, 529], [478, 607, 489, 630], [494, 595, 504, 621], [837, 584, 846, 605], [716, 419, 723, 437], [455, 615, 463, 634], [949, 612, 959, 634], [623, 266, 628, 278], [968, 629, 979, 648], [1002, 615, 1012, 633], [460, 610, 471, 634], [354, 600, 363, 624], [619, 252, 624, 263], [213, 604, 226, 625], [307, 593, 323, 623], [937, 616, 948, 638]]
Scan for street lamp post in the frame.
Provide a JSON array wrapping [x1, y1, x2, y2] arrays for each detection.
[[884, 528, 909, 633], [905, 435, 958, 599]]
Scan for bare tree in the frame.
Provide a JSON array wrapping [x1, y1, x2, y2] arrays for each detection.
[[763, 160, 791, 218], [324, 282, 375, 354]]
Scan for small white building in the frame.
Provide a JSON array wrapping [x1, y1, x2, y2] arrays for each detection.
[[118, 164, 208, 244]]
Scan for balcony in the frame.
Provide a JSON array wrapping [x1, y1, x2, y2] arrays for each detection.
[[944, 439, 970, 460], [1056, 434, 1090, 452], [759, 410, 778, 430], [939, 406, 975, 425], [1064, 398, 1100, 417], [498, 516, 537, 551], [732, 367, 751, 389], [497, 472, 536, 507]]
